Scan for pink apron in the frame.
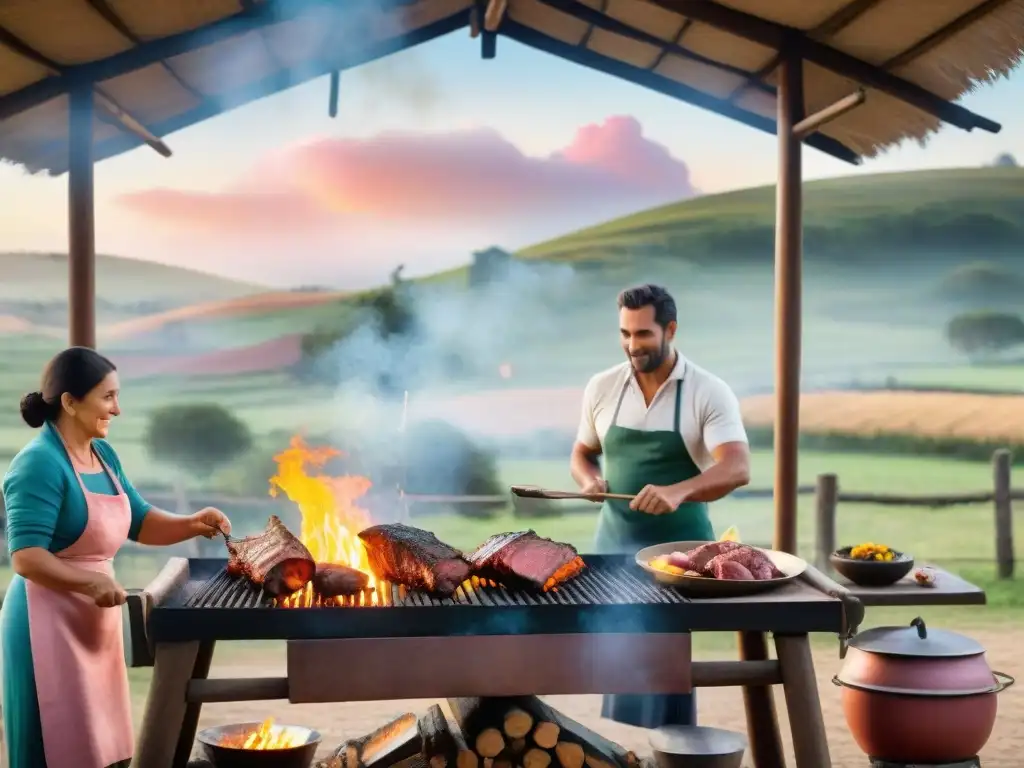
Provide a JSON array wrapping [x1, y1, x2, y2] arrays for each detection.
[[25, 435, 135, 768]]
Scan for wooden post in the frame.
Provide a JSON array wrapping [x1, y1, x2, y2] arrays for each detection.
[[772, 40, 804, 556], [68, 84, 96, 349], [814, 473, 838, 573], [993, 449, 1014, 579]]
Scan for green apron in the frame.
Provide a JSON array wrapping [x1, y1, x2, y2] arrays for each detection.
[[594, 371, 713, 728]]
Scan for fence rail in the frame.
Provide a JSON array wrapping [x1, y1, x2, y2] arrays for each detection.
[[128, 449, 1019, 579]]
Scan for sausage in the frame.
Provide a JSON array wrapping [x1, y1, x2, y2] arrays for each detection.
[[667, 551, 694, 570], [313, 563, 370, 596]]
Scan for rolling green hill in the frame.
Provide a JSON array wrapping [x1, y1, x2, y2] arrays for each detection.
[[519, 167, 1024, 263], [0, 251, 263, 304]]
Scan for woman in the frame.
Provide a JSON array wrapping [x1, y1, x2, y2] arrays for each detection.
[[1, 347, 233, 768]]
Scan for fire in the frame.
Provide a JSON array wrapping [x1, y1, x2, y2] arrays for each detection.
[[268, 436, 377, 607], [220, 718, 307, 750]]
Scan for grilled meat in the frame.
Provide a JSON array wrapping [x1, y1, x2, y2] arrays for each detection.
[[704, 545, 784, 581], [685, 540, 743, 571], [226, 515, 315, 597], [467, 530, 585, 591], [358, 523, 471, 597], [313, 563, 370, 597]]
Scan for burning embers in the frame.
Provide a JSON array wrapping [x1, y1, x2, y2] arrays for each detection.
[[224, 438, 585, 607], [195, 718, 321, 767]]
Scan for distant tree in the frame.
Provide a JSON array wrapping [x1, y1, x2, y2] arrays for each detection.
[[144, 403, 253, 480], [993, 153, 1018, 168], [945, 312, 1024, 358]]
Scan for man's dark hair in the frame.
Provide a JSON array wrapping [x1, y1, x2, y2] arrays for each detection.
[[617, 284, 677, 328]]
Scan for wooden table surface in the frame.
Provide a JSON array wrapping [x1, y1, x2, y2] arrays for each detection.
[[837, 564, 986, 607]]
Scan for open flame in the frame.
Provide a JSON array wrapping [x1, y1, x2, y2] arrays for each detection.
[[220, 718, 308, 750], [268, 436, 377, 607]]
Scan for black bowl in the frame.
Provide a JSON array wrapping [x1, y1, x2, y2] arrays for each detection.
[[196, 722, 321, 768], [830, 546, 914, 587]]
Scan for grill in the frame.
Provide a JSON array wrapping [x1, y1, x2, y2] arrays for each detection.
[[142, 556, 844, 642]]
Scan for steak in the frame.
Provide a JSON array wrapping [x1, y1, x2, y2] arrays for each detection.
[[704, 545, 784, 581], [467, 530, 585, 591], [226, 515, 316, 597], [685, 540, 743, 571], [313, 563, 370, 597], [358, 523, 471, 597]]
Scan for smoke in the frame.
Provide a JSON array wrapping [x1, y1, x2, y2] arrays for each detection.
[[324, 255, 576, 496]]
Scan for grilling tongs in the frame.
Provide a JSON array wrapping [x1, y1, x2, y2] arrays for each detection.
[[510, 484, 635, 501]]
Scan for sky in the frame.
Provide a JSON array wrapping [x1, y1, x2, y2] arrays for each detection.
[[1, 26, 1021, 289]]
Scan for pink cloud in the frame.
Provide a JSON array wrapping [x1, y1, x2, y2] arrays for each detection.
[[115, 116, 697, 239]]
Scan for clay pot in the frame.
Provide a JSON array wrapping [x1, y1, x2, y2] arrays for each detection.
[[832, 617, 1014, 763]]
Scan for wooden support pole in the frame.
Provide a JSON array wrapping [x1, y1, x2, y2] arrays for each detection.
[[772, 42, 804, 556], [774, 635, 831, 767], [68, 84, 96, 349], [792, 89, 865, 140], [993, 448, 1014, 579], [814, 473, 838, 573], [737, 631, 785, 768]]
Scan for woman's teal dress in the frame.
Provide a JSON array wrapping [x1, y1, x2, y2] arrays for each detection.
[[1, 422, 151, 768]]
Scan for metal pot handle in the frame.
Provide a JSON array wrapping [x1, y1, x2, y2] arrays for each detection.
[[993, 671, 1015, 692]]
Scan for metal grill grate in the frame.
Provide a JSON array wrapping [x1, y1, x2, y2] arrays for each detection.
[[184, 560, 689, 609]]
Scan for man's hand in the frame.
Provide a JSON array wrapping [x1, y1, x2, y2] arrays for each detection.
[[579, 477, 609, 502], [630, 484, 686, 515]]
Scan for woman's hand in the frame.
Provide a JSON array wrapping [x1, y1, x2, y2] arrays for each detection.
[[191, 507, 232, 539], [83, 571, 128, 608]]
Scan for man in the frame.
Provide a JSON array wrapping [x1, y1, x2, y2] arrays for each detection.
[[570, 283, 751, 730]]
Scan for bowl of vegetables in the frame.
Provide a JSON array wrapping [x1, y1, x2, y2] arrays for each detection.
[[830, 543, 914, 587]]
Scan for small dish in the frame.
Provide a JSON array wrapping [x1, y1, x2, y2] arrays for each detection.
[[830, 546, 914, 587]]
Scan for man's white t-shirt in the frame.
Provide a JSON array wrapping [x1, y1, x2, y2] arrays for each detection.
[[576, 353, 748, 471]]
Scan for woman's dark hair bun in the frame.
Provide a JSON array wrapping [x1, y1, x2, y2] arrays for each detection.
[[20, 391, 53, 429]]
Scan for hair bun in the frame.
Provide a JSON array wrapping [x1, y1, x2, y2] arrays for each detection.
[[19, 391, 51, 429]]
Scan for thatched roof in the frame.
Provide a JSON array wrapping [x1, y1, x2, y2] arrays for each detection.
[[1, 0, 1020, 175]]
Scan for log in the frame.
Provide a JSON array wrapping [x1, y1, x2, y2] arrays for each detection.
[[510, 739, 527, 756], [322, 712, 420, 768], [510, 697, 633, 768], [420, 704, 458, 768], [476, 728, 506, 758], [555, 743, 584, 768], [524, 748, 552, 768], [532, 723, 559, 750], [503, 708, 533, 739]]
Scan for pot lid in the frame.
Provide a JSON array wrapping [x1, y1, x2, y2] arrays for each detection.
[[848, 617, 985, 658]]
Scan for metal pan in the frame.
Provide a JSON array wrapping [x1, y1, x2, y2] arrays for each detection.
[[635, 540, 808, 598]]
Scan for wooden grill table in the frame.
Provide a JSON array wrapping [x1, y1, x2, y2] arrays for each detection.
[[839, 564, 986, 607], [126, 557, 862, 768]]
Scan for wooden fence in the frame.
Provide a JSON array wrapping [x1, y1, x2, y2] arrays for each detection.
[[122, 449, 1020, 579]]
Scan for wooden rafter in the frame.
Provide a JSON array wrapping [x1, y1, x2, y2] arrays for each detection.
[[84, 0, 210, 106], [536, 0, 773, 94], [498, 18, 861, 164], [0, 23, 171, 157], [726, 0, 884, 102], [578, 0, 608, 49], [883, 0, 1016, 70], [645, 0, 1001, 133], [649, 18, 694, 72]]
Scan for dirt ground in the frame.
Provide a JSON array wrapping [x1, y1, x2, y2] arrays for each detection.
[[149, 628, 1024, 768]]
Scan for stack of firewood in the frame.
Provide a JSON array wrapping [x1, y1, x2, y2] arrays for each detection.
[[313, 697, 646, 768]]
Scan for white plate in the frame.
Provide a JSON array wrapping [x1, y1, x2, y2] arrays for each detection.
[[635, 540, 808, 597]]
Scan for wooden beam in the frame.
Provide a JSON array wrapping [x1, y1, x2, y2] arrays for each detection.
[[32, 10, 470, 174], [792, 89, 865, 139], [646, 0, 1001, 133], [883, 0, 1016, 70], [536, 0, 772, 93], [84, 0, 210, 105], [726, 0, 883, 102], [0, 0, 414, 120], [773, 40, 804, 556], [649, 18, 693, 71], [499, 19, 861, 164], [0, 23, 171, 157], [484, 0, 507, 32], [68, 85, 96, 349]]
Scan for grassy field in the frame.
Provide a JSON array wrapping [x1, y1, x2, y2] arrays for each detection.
[[741, 390, 1024, 445]]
